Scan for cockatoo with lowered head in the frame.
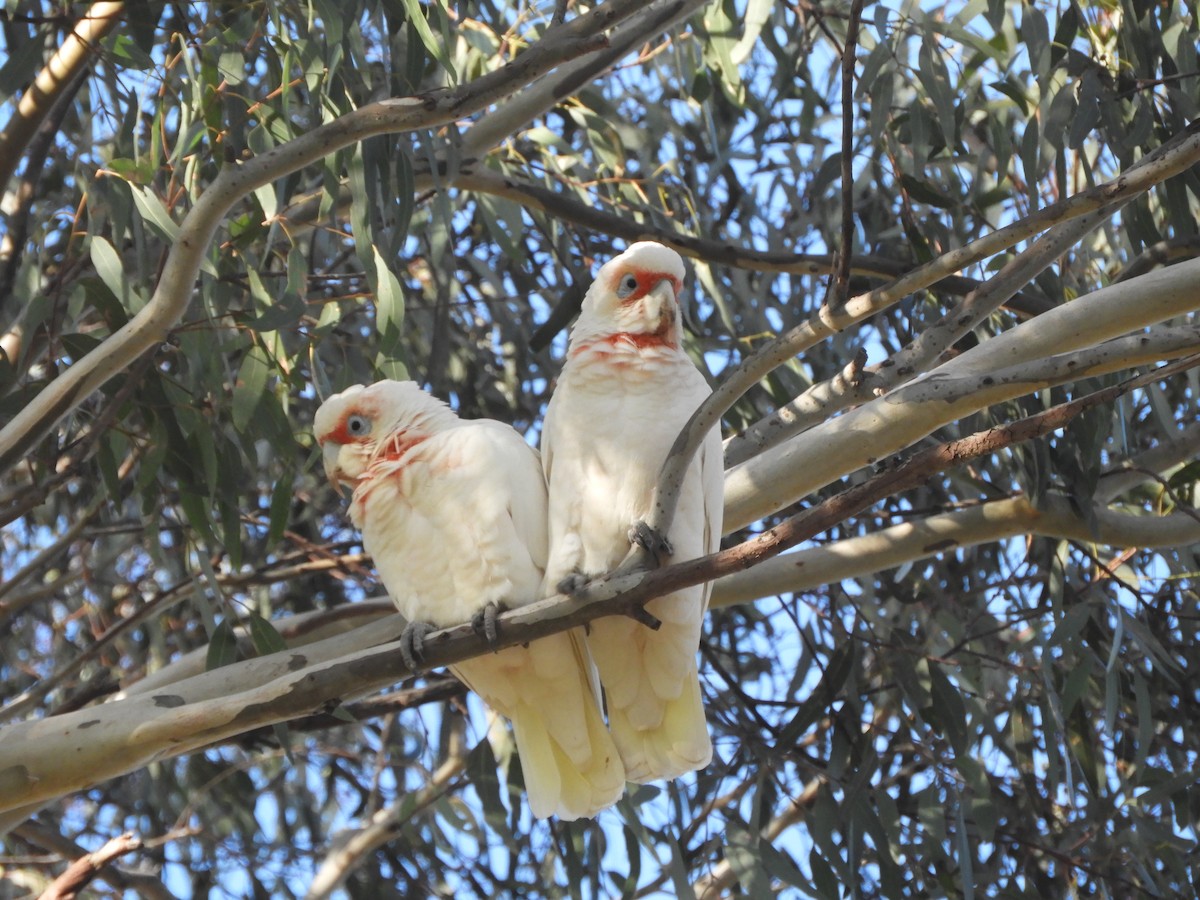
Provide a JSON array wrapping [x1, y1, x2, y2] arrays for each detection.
[[315, 380, 625, 820], [541, 241, 724, 783]]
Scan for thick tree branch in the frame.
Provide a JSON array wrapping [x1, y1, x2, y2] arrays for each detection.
[[0, 2, 123, 196], [710, 494, 1200, 608], [723, 348, 870, 467], [0, 0, 651, 474], [657, 353, 1200, 593], [4, 358, 1196, 817], [724, 258, 1200, 531], [722, 205, 1131, 467]]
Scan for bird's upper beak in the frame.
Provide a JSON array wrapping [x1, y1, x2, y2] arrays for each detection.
[[645, 278, 678, 323], [321, 442, 347, 496]]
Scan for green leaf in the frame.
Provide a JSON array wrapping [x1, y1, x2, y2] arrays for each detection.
[[899, 174, 956, 209], [232, 346, 273, 433], [1049, 601, 1092, 648], [108, 33, 156, 70], [778, 641, 854, 744], [179, 489, 219, 546], [247, 612, 289, 656], [809, 848, 840, 900], [399, 0, 456, 84], [1059, 654, 1094, 718], [266, 470, 295, 550], [371, 245, 408, 380], [129, 184, 180, 242], [927, 661, 968, 754], [730, 0, 771, 65], [467, 738, 509, 833], [723, 819, 773, 900], [90, 236, 143, 312], [0, 27, 49, 100], [701, 0, 744, 101], [206, 619, 240, 670]]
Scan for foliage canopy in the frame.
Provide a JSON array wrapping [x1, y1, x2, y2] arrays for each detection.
[[1, 0, 1199, 897]]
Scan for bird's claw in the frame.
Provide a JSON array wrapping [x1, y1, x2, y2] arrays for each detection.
[[556, 572, 592, 595], [629, 521, 673, 564], [470, 601, 507, 651], [400, 620, 434, 672]]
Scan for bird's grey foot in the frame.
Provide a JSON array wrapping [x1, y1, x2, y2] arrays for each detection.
[[400, 620, 434, 672], [556, 571, 592, 595], [470, 601, 507, 651], [629, 520, 674, 562]]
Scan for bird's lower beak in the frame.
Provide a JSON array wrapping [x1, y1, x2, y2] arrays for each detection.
[[322, 443, 346, 496]]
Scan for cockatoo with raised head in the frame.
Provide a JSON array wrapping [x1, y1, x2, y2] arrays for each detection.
[[314, 380, 625, 820], [541, 241, 724, 783]]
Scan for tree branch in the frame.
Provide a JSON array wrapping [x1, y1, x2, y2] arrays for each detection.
[[448, 166, 1051, 311], [724, 258, 1200, 531], [0, 0, 651, 474], [639, 126, 1200, 545], [36, 830, 142, 900], [1095, 420, 1200, 504], [13, 821, 175, 900], [709, 494, 1200, 608], [305, 748, 467, 899], [458, 0, 707, 162], [655, 353, 1200, 593], [4, 358, 1197, 818], [0, 2, 124, 196]]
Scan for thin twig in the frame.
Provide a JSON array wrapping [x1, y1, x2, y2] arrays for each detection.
[[37, 831, 142, 900]]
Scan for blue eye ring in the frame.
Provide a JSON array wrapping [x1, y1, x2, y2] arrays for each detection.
[[346, 414, 371, 437]]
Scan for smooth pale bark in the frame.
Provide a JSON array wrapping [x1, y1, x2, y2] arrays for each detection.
[[723, 257, 1200, 531], [0, 2, 124, 194], [4, 482, 1196, 823], [709, 495, 1200, 607]]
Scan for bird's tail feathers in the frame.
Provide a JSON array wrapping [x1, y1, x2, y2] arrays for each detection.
[[608, 669, 712, 784], [509, 695, 625, 820]]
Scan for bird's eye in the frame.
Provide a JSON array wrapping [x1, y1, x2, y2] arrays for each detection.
[[346, 415, 371, 437], [616, 273, 639, 298]]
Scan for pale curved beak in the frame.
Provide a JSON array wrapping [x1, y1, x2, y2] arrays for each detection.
[[321, 442, 346, 496], [646, 278, 678, 324]]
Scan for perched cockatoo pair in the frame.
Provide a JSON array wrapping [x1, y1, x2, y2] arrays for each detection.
[[314, 242, 723, 820]]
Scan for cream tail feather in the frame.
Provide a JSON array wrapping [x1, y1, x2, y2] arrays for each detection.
[[541, 242, 724, 782], [315, 380, 624, 819]]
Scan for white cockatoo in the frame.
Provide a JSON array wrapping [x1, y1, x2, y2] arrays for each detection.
[[540, 241, 724, 783], [314, 380, 625, 820]]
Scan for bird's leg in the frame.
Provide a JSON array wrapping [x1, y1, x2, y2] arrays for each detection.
[[470, 601, 507, 651], [628, 520, 674, 566], [556, 571, 593, 595], [399, 620, 434, 672]]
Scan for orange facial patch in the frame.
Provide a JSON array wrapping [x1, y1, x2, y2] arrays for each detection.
[[610, 267, 682, 305]]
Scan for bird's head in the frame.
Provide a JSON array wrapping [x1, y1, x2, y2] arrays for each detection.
[[313, 380, 456, 493], [570, 242, 686, 352]]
